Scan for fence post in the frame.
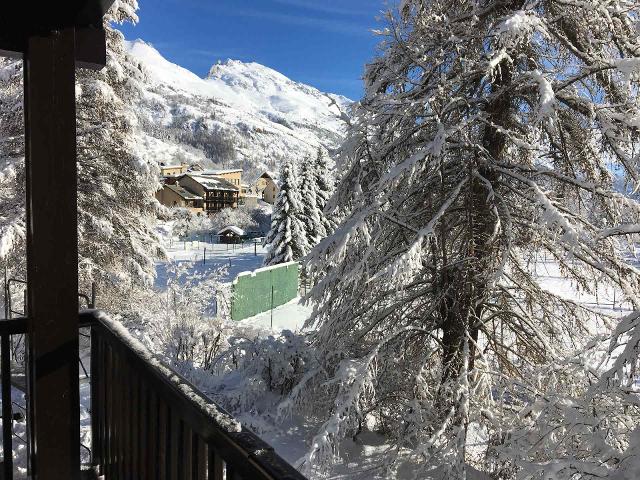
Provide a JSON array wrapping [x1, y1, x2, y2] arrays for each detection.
[[203, 248, 206, 266], [270, 285, 274, 330]]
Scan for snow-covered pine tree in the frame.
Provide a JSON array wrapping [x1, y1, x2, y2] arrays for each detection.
[[295, 1, 640, 477], [299, 157, 326, 246], [0, 60, 27, 294], [0, 0, 162, 311], [313, 147, 335, 235], [264, 161, 310, 265], [77, 0, 164, 309]]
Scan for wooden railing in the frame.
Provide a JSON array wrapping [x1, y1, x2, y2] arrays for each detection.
[[0, 312, 306, 480]]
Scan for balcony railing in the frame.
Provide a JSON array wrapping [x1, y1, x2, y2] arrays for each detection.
[[0, 311, 305, 480]]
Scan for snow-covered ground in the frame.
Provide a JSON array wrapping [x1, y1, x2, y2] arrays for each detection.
[[156, 237, 268, 286], [236, 297, 312, 333]]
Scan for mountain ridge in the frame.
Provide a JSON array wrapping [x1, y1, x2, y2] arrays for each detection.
[[125, 40, 351, 182]]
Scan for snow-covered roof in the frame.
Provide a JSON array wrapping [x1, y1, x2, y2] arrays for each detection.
[[185, 174, 239, 192], [200, 168, 243, 176], [160, 165, 187, 177], [217, 225, 245, 236], [258, 171, 281, 186], [165, 184, 202, 201], [259, 171, 277, 180]]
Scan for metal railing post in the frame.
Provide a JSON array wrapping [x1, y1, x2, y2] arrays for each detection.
[[1, 333, 13, 479]]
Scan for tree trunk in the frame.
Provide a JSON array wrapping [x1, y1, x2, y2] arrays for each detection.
[[440, 52, 512, 387]]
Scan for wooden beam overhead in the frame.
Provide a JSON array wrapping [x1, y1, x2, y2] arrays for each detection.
[[0, 0, 115, 68]]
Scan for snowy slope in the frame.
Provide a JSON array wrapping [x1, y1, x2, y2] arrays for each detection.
[[125, 40, 351, 181]]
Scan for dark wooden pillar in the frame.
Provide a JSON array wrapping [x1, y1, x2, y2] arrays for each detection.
[[24, 28, 80, 480]]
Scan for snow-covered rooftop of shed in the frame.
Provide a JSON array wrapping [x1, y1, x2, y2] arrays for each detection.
[[217, 225, 245, 236]]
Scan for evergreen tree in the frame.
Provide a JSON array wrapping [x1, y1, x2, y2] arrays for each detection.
[[299, 157, 325, 246], [313, 148, 335, 235], [294, 2, 640, 477], [264, 161, 310, 265], [0, 60, 27, 295], [0, 0, 162, 311]]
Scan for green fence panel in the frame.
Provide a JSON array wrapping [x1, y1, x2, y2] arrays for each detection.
[[231, 261, 299, 321]]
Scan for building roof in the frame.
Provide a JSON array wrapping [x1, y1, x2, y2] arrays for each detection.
[[259, 171, 276, 180], [200, 168, 243, 176], [184, 174, 239, 192], [217, 226, 245, 236], [165, 184, 202, 201], [160, 163, 186, 169]]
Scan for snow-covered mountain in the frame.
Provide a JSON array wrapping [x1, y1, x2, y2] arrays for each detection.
[[125, 40, 351, 181]]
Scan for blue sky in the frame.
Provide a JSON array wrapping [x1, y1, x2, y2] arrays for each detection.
[[119, 0, 390, 100]]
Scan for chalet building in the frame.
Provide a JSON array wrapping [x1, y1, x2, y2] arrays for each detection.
[[256, 171, 280, 204], [155, 184, 203, 212], [178, 174, 240, 213]]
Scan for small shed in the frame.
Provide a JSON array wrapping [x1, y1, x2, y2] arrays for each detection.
[[217, 225, 245, 244]]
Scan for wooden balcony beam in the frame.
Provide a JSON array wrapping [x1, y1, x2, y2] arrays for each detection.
[[24, 29, 81, 480]]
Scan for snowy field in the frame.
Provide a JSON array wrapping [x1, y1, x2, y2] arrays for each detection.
[[156, 237, 268, 286], [236, 298, 312, 333]]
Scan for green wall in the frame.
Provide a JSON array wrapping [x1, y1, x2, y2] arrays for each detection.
[[231, 262, 299, 321]]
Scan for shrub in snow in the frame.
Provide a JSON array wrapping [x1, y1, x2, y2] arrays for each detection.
[[293, 1, 640, 478], [209, 330, 315, 418], [171, 208, 214, 240], [210, 206, 259, 235], [249, 206, 272, 236], [129, 262, 232, 374]]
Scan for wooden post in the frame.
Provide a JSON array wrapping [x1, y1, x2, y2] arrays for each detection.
[[24, 28, 80, 480]]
